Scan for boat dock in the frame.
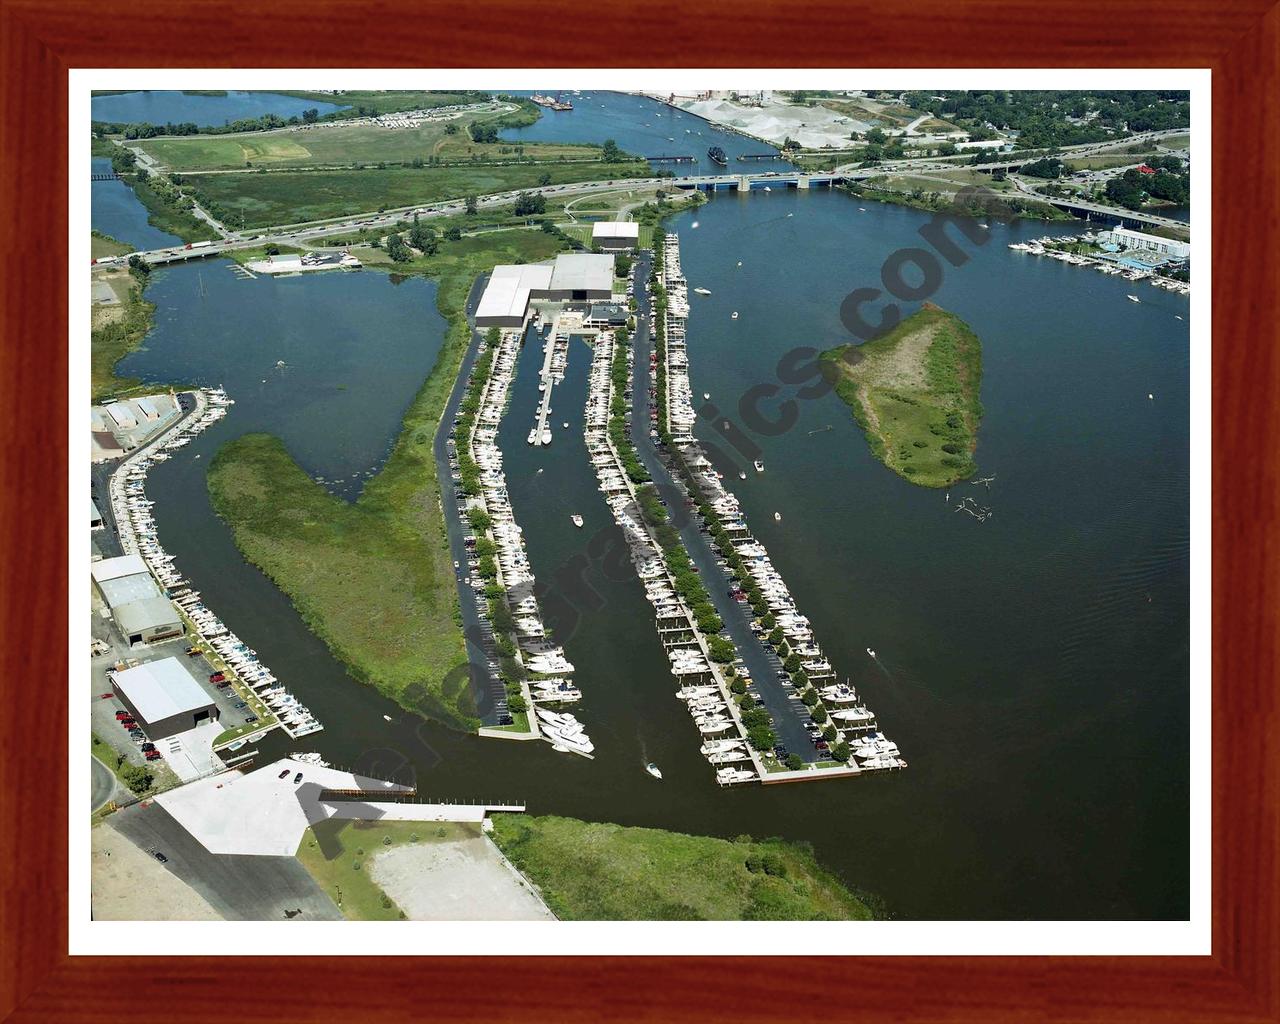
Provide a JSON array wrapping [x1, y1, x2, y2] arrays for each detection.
[[107, 388, 324, 743], [464, 320, 594, 755], [651, 232, 905, 779], [583, 307, 762, 786]]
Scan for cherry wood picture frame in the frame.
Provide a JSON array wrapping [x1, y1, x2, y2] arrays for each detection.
[[2, 1, 1276, 1020]]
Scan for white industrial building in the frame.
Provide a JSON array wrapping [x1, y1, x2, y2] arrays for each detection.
[[92, 554, 184, 646], [105, 401, 137, 430], [474, 264, 555, 328], [110, 658, 219, 740], [591, 221, 640, 251], [1100, 226, 1190, 261], [474, 253, 616, 328], [134, 396, 161, 421]]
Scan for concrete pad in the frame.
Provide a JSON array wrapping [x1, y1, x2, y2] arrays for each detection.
[[370, 834, 555, 921], [327, 802, 487, 823], [156, 720, 222, 782], [155, 758, 412, 856]]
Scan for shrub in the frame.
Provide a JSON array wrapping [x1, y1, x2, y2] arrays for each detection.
[[785, 753, 804, 771]]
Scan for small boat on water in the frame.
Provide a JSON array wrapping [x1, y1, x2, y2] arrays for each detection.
[[541, 429, 552, 445], [693, 287, 711, 296], [736, 261, 742, 267], [754, 460, 764, 473], [739, 471, 747, 480], [773, 511, 781, 521], [382, 714, 392, 722], [703, 392, 710, 400], [731, 311, 739, 320], [645, 762, 663, 780], [866, 647, 876, 658], [571, 514, 584, 527], [1127, 295, 1140, 303], [562, 422, 569, 428]]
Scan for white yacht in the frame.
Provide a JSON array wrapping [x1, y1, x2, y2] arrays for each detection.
[[693, 287, 711, 296], [1127, 294, 1140, 303], [753, 460, 764, 473], [774, 512, 781, 521], [645, 762, 663, 780], [731, 311, 739, 320], [866, 647, 876, 658], [571, 514, 584, 527], [541, 430, 552, 445]]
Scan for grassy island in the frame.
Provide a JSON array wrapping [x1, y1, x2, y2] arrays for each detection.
[[821, 303, 983, 488], [490, 815, 876, 920], [206, 227, 571, 732]]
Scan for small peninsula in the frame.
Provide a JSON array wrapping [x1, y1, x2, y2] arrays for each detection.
[[821, 304, 983, 488]]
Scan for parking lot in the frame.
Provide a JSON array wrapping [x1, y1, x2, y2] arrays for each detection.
[[90, 594, 262, 785]]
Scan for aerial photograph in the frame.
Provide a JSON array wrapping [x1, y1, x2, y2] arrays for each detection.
[[86, 84, 1192, 924]]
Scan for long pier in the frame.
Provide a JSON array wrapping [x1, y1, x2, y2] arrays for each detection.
[[91, 172, 121, 181], [645, 154, 695, 163]]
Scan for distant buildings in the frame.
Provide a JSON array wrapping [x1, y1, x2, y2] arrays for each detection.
[[1100, 226, 1190, 261]]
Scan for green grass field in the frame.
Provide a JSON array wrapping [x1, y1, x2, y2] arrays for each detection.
[[91, 274, 157, 400], [185, 161, 651, 229], [206, 227, 570, 730], [821, 304, 984, 488], [296, 819, 478, 920], [490, 815, 876, 920], [1063, 152, 1157, 171], [91, 230, 133, 259]]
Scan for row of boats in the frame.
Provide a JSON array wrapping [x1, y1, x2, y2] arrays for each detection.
[[1007, 235, 1190, 294], [467, 327, 592, 756], [660, 233, 906, 774], [110, 388, 324, 740], [583, 298, 757, 786]]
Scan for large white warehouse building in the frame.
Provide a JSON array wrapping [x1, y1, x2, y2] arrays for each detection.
[[475, 253, 615, 328]]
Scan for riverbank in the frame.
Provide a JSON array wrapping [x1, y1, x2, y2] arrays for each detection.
[[491, 814, 877, 919], [122, 173, 221, 243], [821, 304, 983, 488], [91, 268, 158, 400], [205, 227, 574, 732], [841, 180, 1075, 222]]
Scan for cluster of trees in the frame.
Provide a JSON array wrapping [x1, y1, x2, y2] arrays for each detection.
[[928, 90, 1190, 149], [1020, 157, 1066, 179], [1104, 156, 1189, 209], [513, 191, 547, 216], [97, 110, 324, 140]]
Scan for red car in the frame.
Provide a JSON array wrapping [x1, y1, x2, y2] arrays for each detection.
[[98, 693, 114, 700], [209, 672, 226, 683], [119, 718, 135, 728], [114, 711, 131, 720], [145, 751, 162, 761]]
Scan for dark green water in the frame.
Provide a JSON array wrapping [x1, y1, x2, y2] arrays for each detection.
[[122, 191, 1189, 921]]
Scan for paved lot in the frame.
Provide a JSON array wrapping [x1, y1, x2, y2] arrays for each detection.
[[370, 831, 555, 921], [91, 756, 119, 811], [109, 801, 342, 921]]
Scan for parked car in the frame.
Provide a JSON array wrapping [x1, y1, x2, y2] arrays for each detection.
[[152, 851, 168, 863], [186, 646, 201, 657], [233, 700, 247, 709], [243, 715, 258, 724], [145, 751, 162, 761], [278, 769, 290, 779], [208, 672, 226, 683], [114, 711, 131, 720], [216, 680, 231, 689], [141, 742, 156, 752], [293, 772, 303, 784], [98, 693, 114, 700]]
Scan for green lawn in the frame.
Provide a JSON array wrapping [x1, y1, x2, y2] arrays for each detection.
[[296, 818, 478, 920], [821, 304, 984, 488], [206, 227, 571, 731], [491, 815, 876, 920], [184, 161, 651, 229], [91, 230, 133, 259]]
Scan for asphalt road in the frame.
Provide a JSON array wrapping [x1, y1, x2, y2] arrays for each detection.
[[432, 273, 510, 726], [110, 802, 342, 921], [91, 757, 118, 811]]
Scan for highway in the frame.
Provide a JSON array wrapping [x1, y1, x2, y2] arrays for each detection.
[[96, 127, 1190, 269]]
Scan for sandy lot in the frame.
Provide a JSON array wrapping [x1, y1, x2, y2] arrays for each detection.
[[681, 98, 871, 149], [92, 823, 222, 921], [370, 833, 555, 921]]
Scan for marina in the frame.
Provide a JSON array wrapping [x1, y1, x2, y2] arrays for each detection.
[[106, 387, 323, 742], [582, 303, 761, 784], [656, 232, 903, 777], [462, 323, 591, 753]]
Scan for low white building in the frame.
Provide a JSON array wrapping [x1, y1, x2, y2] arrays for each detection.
[[105, 401, 137, 430], [1101, 226, 1190, 261], [591, 221, 640, 251], [111, 658, 219, 740], [474, 253, 616, 327]]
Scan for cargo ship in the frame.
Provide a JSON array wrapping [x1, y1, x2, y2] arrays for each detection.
[[707, 145, 728, 166], [531, 92, 574, 111]]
